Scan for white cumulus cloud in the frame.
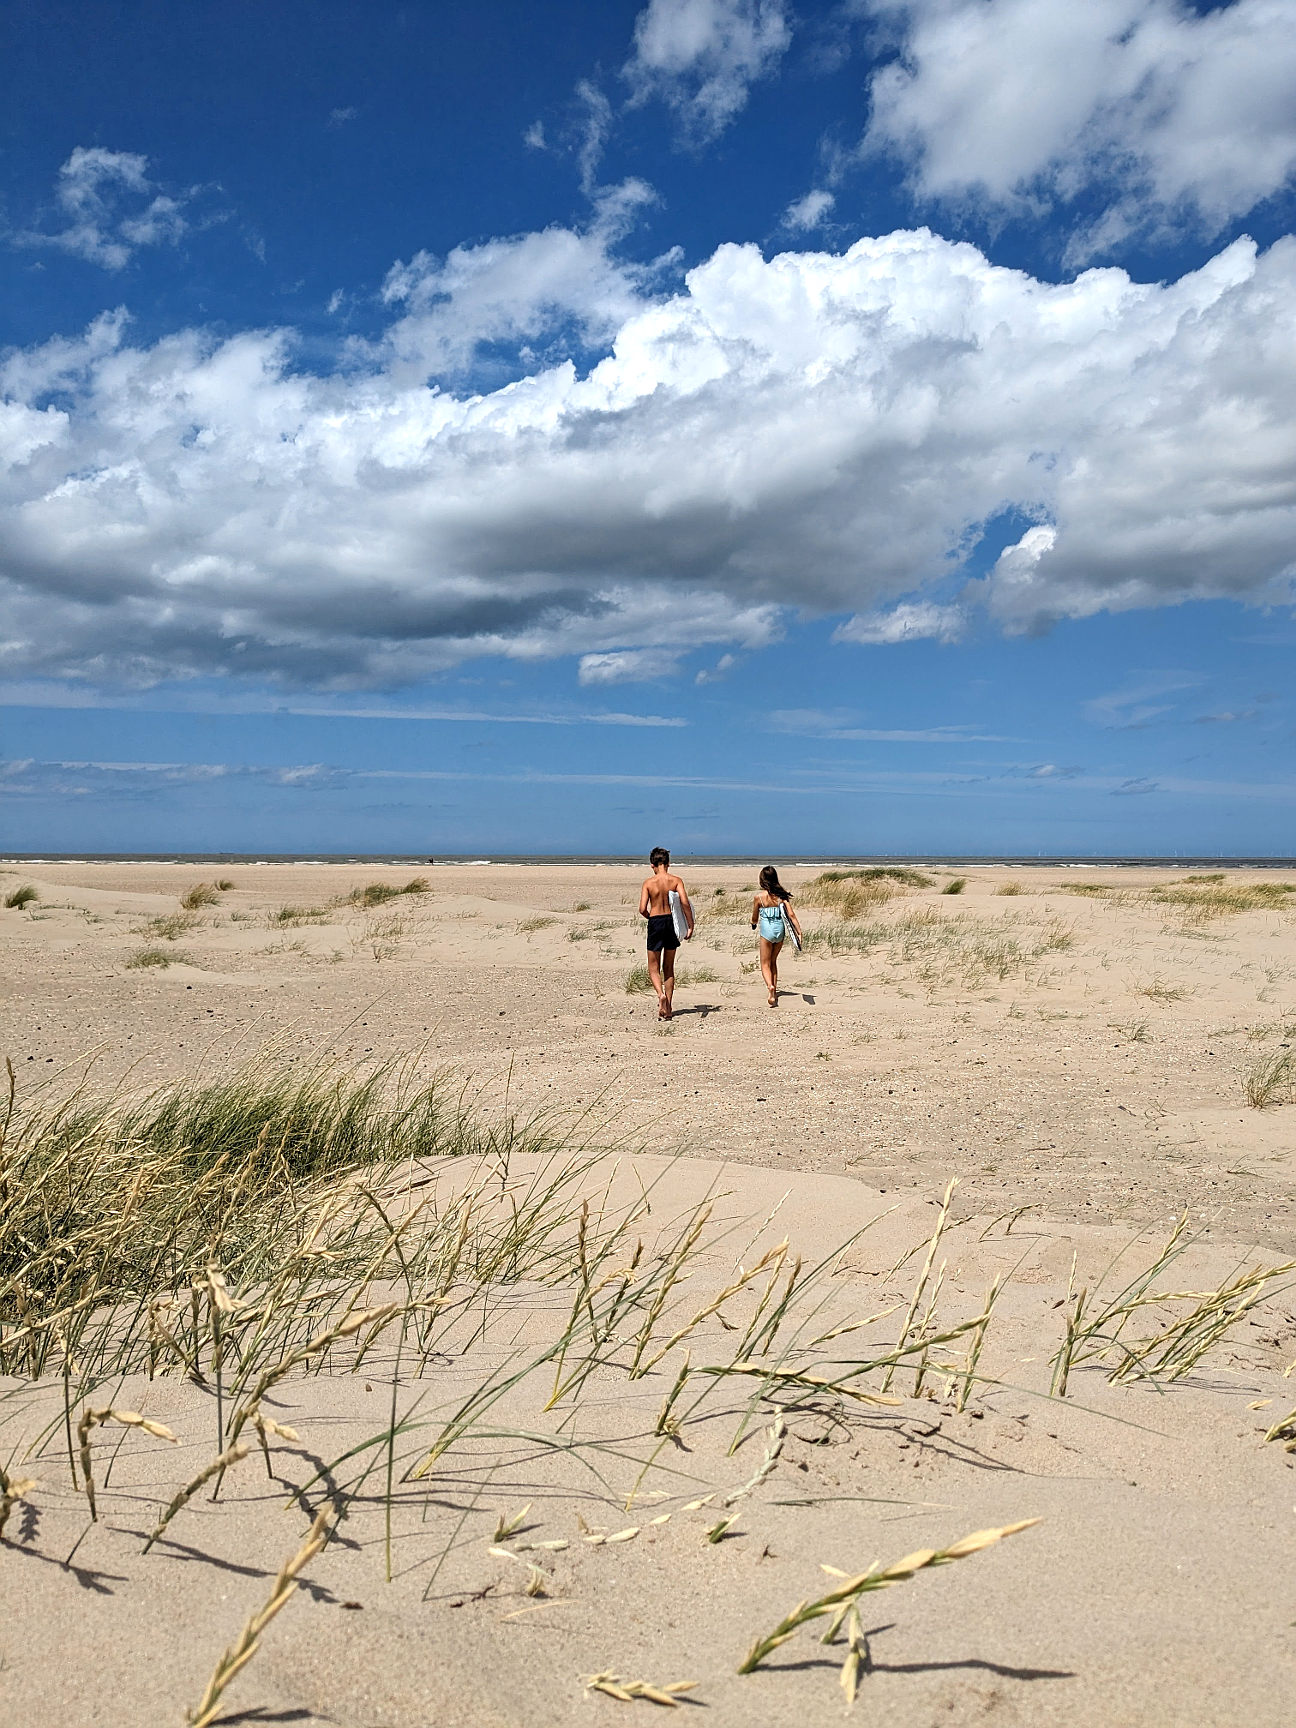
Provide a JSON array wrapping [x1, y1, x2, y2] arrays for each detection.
[[835, 600, 965, 644], [862, 0, 1296, 253], [2, 225, 1296, 692], [624, 0, 792, 141]]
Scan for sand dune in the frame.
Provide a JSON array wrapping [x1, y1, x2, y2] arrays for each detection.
[[1, 861, 1294, 1725]]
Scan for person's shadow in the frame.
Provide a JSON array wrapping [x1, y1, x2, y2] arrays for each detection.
[[670, 1003, 723, 1019]]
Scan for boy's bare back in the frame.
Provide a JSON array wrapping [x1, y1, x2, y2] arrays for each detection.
[[640, 869, 685, 916]]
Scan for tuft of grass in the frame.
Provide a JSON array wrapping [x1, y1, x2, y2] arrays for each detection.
[[348, 879, 428, 909], [941, 877, 967, 895], [815, 867, 930, 887], [995, 882, 1023, 896], [681, 965, 719, 984], [180, 883, 221, 910], [1109, 1019, 1152, 1044], [1133, 976, 1190, 1003], [268, 905, 331, 927], [625, 963, 653, 994], [126, 946, 194, 969], [138, 910, 199, 941], [1050, 1212, 1296, 1394], [1244, 1045, 1295, 1109], [4, 885, 38, 910], [573, 900, 593, 911], [215, 878, 236, 891], [517, 916, 556, 935]]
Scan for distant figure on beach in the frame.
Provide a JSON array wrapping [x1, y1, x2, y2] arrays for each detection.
[[751, 865, 802, 1008], [639, 847, 694, 1021]]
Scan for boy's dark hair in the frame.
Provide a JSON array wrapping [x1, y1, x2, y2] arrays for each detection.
[[649, 847, 670, 868]]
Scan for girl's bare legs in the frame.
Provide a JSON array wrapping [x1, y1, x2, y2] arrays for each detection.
[[759, 936, 782, 1005]]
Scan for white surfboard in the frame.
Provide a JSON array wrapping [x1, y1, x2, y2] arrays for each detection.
[[669, 889, 689, 942]]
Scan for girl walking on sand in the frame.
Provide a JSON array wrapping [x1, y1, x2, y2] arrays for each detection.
[[751, 865, 801, 1008]]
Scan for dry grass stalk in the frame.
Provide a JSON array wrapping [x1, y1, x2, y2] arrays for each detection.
[[627, 1204, 714, 1376], [582, 1672, 698, 1706], [187, 1506, 331, 1728], [955, 1276, 1003, 1411], [738, 1519, 1041, 1678], [634, 1240, 788, 1377], [76, 1406, 177, 1521], [881, 1178, 956, 1392], [0, 1462, 37, 1540], [223, 1305, 398, 1458], [723, 1412, 785, 1506], [250, 1408, 301, 1476], [654, 1354, 691, 1436], [1263, 1407, 1296, 1449], [493, 1502, 532, 1543], [143, 1441, 252, 1551], [1050, 1213, 1294, 1392]]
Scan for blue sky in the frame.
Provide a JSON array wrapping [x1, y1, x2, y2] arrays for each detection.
[[3, 0, 1295, 855]]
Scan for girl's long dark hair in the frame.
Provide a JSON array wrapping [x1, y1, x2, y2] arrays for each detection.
[[759, 864, 790, 901]]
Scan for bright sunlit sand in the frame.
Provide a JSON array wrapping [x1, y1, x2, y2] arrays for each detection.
[[2, 859, 1293, 1726]]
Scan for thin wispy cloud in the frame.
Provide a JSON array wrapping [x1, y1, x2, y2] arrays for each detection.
[[770, 709, 1012, 743], [10, 147, 202, 271]]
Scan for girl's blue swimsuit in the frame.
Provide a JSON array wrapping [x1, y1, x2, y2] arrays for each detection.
[[757, 903, 787, 941]]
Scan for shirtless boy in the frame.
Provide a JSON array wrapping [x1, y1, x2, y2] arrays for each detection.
[[638, 846, 694, 1021]]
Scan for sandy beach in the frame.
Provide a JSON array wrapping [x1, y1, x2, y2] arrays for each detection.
[[2, 859, 1294, 1726]]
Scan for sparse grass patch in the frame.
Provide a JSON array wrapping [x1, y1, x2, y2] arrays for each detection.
[[803, 908, 1071, 986], [1153, 881, 1296, 923], [137, 911, 200, 940], [215, 878, 236, 891], [517, 916, 556, 935], [1133, 976, 1191, 1003], [625, 964, 652, 993], [1244, 1045, 1296, 1109], [126, 946, 194, 969], [679, 965, 719, 985], [801, 867, 930, 922], [573, 900, 592, 911], [268, 905, 332, 927], [365, 912, 408, 961], [942, 877, 967, 895], [4, 885, 38, 909], [1109, 1019, 1152, 1043], [995, 882, 1023, 895]]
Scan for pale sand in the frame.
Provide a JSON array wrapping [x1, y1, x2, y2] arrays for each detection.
[[1, 861, 1294, 1725]]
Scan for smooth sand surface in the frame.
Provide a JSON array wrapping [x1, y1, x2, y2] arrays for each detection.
[[2, 861, 1294, 1725]]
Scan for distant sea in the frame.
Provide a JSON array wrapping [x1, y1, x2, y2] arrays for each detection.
[[5, 853, 1296, 869]]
